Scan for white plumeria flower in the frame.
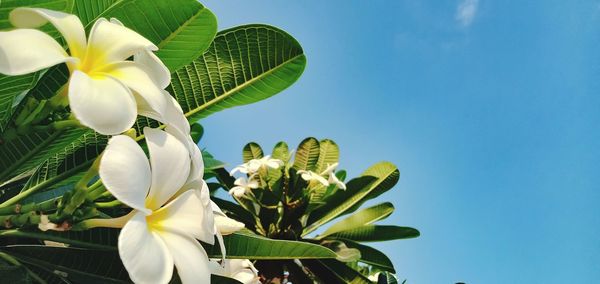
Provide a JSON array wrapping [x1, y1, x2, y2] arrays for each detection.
[[328, 172, 347, 190], [230, 155, 283, 175], [210, 259, 260, 284], [297, 170, 329, 187], [211, 201, 245, 235], [230, 163, 253, 175], [368, 272, 380, 282], [257, 155, 284, 170], [320, 162, 339, 176], [228, 177, 259, 198], [99, 128, 215, 284], [0, 8, 171, 135], [319, 163, 346, 190]]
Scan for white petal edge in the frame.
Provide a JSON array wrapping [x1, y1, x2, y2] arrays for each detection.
[[68, 71, 137, 135], [100, 62, 168, 120], [108, 17, 170, 88], [10, 8, 86, 58], [135, 49, 171, 89], [99, 135, 151, 214], [0, 29, 73, 75], [159, 231, 212, 284], [144, 128, 191, 210], [212, 200, 244, 235], [119, 213, 174, 284], [86, 18, 157, 67]]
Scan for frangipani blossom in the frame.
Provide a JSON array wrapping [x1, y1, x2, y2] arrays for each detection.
[[256, 155, 284, 170], [297, 170, 329, 187], [99, 128, 215, 284], [320, 162, 339, 176], [211, 201, 245, 235], [0, 8, 170, 135], [328, 172, 347, 190], [230, 155, 284, 175], [320, 163, 346, 190], [210, 259, 260, 284], [229, 177, 259, 198]]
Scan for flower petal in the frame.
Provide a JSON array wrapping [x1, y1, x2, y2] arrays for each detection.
[[160, 231, 211, 284], [10, 8, 86, 58], [119, 213, 174, 284], [68, 71, 137, 135], [214, 213, 245, 235], [182, 144, 204, 190], [209, 260, 227, 276], [99, 135, 151, 214], [0, 29, 72, 75], [163, 95, 190, 136], [135, 49, 171, 89], [144, 128, 190, 210], [228, 260, 260, 284], [86, 18, 156, 68], [320, 162, 339, 175], [108, 16, 169, 88], [100, 62, 168, 121], [150, 190, 215, 243], [160, 97, 205, 191]]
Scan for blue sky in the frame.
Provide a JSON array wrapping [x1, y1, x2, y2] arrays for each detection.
[[201, 1, 600, 283]]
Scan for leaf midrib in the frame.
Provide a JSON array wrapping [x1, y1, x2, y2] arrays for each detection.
[[183, 54, 306, 119]]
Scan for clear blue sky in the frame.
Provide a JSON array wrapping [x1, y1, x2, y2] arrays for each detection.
[[200, 1, 600, 283]]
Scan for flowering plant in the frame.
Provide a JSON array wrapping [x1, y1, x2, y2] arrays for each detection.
[[0, 1, 418, 283]]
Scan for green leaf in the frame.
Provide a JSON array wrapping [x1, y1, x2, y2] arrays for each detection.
[[377, 272, 400, 284], [303, 259, 372, 284], [304, 162, 400, 236], [319, 202, 394, 238], [0, 74, 42, 135], [267, 141, 289, 191], [340, 240, 395, 273], [292, 137, 320, 171], [242, 142, 263, 163], [204, 230, 337, 260], [211, 274, 243, 284], [0, 254, 34, 284], [327, 225, 420, 242], [202, 150, 226, 171], [171, 24, 306, 122], [190, 123, 204, 143], [271, 141, 289, 161], [315, 139, 339, 173], [336, 170, 347, 182], [0, 228, 118, 250], [4, 246, 129, 283]]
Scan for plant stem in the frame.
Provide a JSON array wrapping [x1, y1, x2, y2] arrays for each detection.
[[95, 200, 122, 208], [61, 156, 101, 216], [0, 230, 114, 250], [71, 210, 135, 231], [0, 199, 57, 215]]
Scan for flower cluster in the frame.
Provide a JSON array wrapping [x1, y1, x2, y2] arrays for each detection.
[[228, 156, 284, 198], [0, 8, 256, 284]]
